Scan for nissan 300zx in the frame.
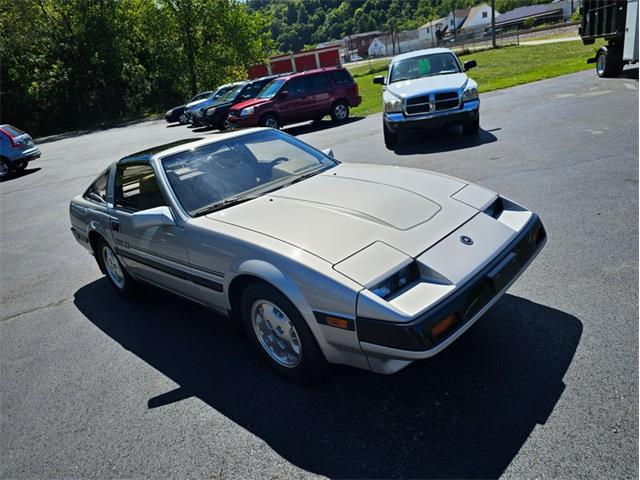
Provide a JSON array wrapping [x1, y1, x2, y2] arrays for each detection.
[[69, 128, 546, 381]]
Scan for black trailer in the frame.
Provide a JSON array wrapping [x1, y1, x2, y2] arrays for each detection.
[[580, 0, 639, 77]]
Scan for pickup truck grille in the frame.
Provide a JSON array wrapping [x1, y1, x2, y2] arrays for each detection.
[[404, 91, 460, 116], [404, 95, 431, 115], [434, 91, 460, 111]]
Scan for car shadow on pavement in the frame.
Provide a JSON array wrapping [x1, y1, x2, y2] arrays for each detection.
[[74, 280, 582, 479], [0, 167, 41, 182], [394, 127, 498, 155], [283, 116, 365, 136]]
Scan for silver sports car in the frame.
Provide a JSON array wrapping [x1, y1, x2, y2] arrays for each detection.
[[69, 128, 546, 381]]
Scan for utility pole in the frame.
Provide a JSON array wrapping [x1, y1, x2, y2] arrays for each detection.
[[491, 0, 496, 48], [451, 0, 456, 42]]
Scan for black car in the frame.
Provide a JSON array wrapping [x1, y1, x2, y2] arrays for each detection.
[[191, 76, 281, 130], [165, 90, 215, 124]]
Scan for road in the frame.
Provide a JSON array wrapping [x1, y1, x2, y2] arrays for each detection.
[[1, 69, 638, 479]]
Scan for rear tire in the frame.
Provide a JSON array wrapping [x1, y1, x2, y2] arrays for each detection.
[[13, 160, 28, 172], [0, 158, 10, 179], [241, 282, 327, 383], [330, 101, 349, 122], [259, 114, 280, 129], [96, 237, 138, 298], [596, 48, 623, 78], [463, 114, 480, 135], [383, 122, 398, 149]]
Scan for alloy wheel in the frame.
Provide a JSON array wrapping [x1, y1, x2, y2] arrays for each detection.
[[251, 300, 302, 368]]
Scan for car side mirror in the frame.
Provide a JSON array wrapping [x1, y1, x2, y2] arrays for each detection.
[[279, 90, 288, 99], [322, 148, 335, 158], [373, 75, 386, 85], [130, 206, 175, 229], [464, 60, 477, 71]]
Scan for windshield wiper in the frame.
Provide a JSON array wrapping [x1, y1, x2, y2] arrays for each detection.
[[287, 168, 328, 186], [192, 195, 256, 216]]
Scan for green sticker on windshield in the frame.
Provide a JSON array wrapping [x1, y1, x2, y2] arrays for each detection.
[[418, 58, 431, 75]]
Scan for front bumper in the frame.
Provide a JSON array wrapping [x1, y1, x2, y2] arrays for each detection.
[[384, 99, 479, 132], [227, 114, 259, 128], [357, 214, 546, 360]]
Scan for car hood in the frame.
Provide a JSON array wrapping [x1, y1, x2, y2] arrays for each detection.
[[386, 73, 469, 99], [231, 98, 271, 111], [206, 163, 483, 264]]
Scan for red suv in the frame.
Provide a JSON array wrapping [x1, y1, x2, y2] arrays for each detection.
[[227, 67, 361, 130]]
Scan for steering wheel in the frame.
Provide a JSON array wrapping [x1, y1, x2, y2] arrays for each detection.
[[269, 157, 288, 168]]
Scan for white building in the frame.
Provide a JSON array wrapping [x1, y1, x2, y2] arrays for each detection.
[[460, 4, 500, 32], [368, 30, 422, 57], [418, 17, 448, 41], [446, 8, 471, 31]]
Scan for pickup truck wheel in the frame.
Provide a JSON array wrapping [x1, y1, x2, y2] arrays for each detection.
[[241, 283, 327, 383], [259, 114, 280, 129], [330, 101, 349, 122], [463, 114, 480, 135], [383, 122, 398, 149], [596, 48, 623, 78], [96, 238, 138, 298]]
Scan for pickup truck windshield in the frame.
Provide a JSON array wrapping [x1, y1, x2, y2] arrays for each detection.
[[161, 129, 338, 216], [389, 53, 461, 83]]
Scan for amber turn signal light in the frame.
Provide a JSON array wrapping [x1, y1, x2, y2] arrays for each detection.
[[431, 314, 459, 338], [326, 316, 351, 330]]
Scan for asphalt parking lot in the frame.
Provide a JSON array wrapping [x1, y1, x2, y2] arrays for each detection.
[[1, 69, 638, 479]]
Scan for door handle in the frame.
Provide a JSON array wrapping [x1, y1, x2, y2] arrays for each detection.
[[111, 219, 120, 232]]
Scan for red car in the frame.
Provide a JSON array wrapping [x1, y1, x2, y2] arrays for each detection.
[[227, 67, 361, 130]]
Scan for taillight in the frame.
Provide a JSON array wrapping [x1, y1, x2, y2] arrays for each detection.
[[0, 128, 17, 148]]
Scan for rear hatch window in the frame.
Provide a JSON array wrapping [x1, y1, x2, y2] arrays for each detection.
[[2, 125, 26, 137], [330, 70, 355, 85]]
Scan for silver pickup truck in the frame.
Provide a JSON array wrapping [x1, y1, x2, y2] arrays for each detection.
[[374, 48, 480, 149]]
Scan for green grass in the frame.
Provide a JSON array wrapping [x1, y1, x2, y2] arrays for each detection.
[[350, 39, 603, 117]]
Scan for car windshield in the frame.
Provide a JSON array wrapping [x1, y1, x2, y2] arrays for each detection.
[[212, 86, 233, 99], [161, 129, 338, 216], [258, 79, 285, 99], [219, 84, 245, 102], [389, 52, 461, 83], [189, 91, 212, 103]]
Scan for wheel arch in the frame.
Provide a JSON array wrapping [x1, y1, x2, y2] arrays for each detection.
[[259, 111, 281, 124], [332, 97, 350, 108], [226, 260, 312, 323]]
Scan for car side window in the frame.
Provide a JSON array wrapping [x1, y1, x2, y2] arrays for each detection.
[[114, 164, 166, 212], [286, 78, 306, 96], [330, 70, 354, 86], [307, 73, 331, 91], [83, 170, 110, 205]]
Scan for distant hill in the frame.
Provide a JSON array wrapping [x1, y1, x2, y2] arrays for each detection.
[[247, 0, 554, 53]]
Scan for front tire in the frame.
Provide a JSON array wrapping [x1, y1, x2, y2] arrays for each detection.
[[383, 122, 398, 149], [330, 101, 349, 122], [96, 238, 138, 298], [259, 114, 280, 129], [241, 283, 327, 383], [463, 113, 480, 135]]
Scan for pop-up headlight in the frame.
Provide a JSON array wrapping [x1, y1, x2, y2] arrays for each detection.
[[370, 262, 419, 299]]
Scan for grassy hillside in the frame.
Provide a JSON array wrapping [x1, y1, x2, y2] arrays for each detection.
[[349, 39, 604, 117]]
